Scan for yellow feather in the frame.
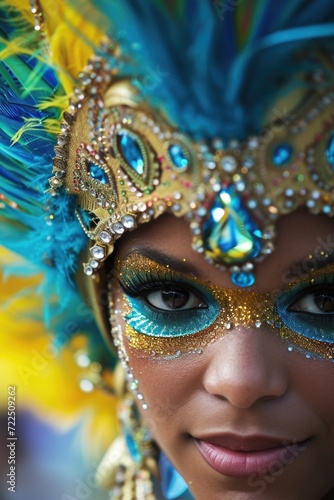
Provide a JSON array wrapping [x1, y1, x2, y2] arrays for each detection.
[[41, 0, 106, 92], [11, 117, 61, 143], [0, 247, 120, 457]]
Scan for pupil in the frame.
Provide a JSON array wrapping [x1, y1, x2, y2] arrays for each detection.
[[315, 294, 334, 312], [162, 290, 189, 309]]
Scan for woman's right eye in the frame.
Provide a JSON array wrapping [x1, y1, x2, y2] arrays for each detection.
[[118, 270, 221, 339], [144, 288, 207, 311]]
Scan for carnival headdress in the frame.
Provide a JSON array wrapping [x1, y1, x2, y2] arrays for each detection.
[[49, 58, 334, 288]]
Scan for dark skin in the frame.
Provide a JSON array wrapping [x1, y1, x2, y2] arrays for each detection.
[[109, 209, 334, 500]]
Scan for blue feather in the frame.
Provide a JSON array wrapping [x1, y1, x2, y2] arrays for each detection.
[[84, 0, 334, 139]]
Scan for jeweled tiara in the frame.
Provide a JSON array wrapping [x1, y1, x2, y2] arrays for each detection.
[[49, 47, 334, 287]]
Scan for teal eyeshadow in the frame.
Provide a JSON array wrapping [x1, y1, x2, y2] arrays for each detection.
[[276, 282, 334, 343], [124, 285, 220, 338]]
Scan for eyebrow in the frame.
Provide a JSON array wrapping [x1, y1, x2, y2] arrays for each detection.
[[122, 245, 334, 283], [286, 251, 334, 277], [123, 247, 205, 277]]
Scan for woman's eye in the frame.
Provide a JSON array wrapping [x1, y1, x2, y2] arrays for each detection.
[[289, 289, 334, 314], [144, 288, 207, 311]]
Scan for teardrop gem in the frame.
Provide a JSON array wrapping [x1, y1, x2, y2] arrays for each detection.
[[231, 272, 255, 287], [272, 143, 292, 166], [203, 187, 262, 264], [326, 132, 334, 169], [168, 144, 189, 170], [87, 162, 109, 184], [118, 131, 144, 174]]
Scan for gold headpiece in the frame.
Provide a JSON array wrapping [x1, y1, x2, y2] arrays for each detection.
[[49, 49, 334, 286]]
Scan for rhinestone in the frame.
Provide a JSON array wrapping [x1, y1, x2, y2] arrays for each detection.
[[212, 138, 224, 149], [247, 199, 257, 209], [49, 177, 62, 187], [89, 259, 99, 269], [168, 144, 189, 170], [263, 242, 274, 254], [54, 170, 65, 179], [205, 161, 216, 170], [99, 230, 112, 243], [112, 222, 125, 234], [285, 188, 294, 197], [83, 264, 93, 276], [220, 155, 237, 173], [137, 202, 147, 212], [243, 155, 255, 168], [272, 143, 293, 166], [122, 215, 136, 228], [57, 134, 68, 146], [247, 137, 259, 149], [74, 87, 85, 100], [235, 180, 246, 192], [242, 262, 254, 272]]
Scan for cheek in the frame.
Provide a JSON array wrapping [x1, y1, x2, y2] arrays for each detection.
[[293, 361, 334, 426], [123, 341, 212, 459], [128, 347, 202, 426]]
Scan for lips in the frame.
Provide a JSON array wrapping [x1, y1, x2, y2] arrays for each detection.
[[194, 433, 308, 477]]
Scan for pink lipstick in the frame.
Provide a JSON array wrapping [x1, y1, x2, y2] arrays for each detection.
[[195, 434, 307, 477]]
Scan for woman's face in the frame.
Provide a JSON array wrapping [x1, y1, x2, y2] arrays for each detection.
[[110, 209, 334, 500]]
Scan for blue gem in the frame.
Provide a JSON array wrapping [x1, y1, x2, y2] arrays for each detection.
[[203, 186, 262, 265], [272, 143, 293, 166], [159, 452, 189, 499], [125, 429, 141, 463], [168, 144, 189, 170], [87, 162, 108, 184], [118, 132, 144, 174], [231, 272, 255, 287], [326, 132, 334, 170]]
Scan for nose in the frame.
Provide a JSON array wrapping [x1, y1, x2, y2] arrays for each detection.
[[202, 327, 288, 409]]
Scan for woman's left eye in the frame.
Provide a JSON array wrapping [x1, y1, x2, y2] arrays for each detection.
[[144, 288, 207, 311], [289, 287, 334, 314]]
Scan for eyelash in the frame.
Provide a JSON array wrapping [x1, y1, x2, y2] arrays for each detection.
[[287, 276, 334, 313], [119, 271, 205, 308], [277, 273, 334, 345], [118, 268, 221, 338]]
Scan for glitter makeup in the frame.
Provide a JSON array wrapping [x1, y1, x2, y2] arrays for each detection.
[[115, 254, 334, 361]]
